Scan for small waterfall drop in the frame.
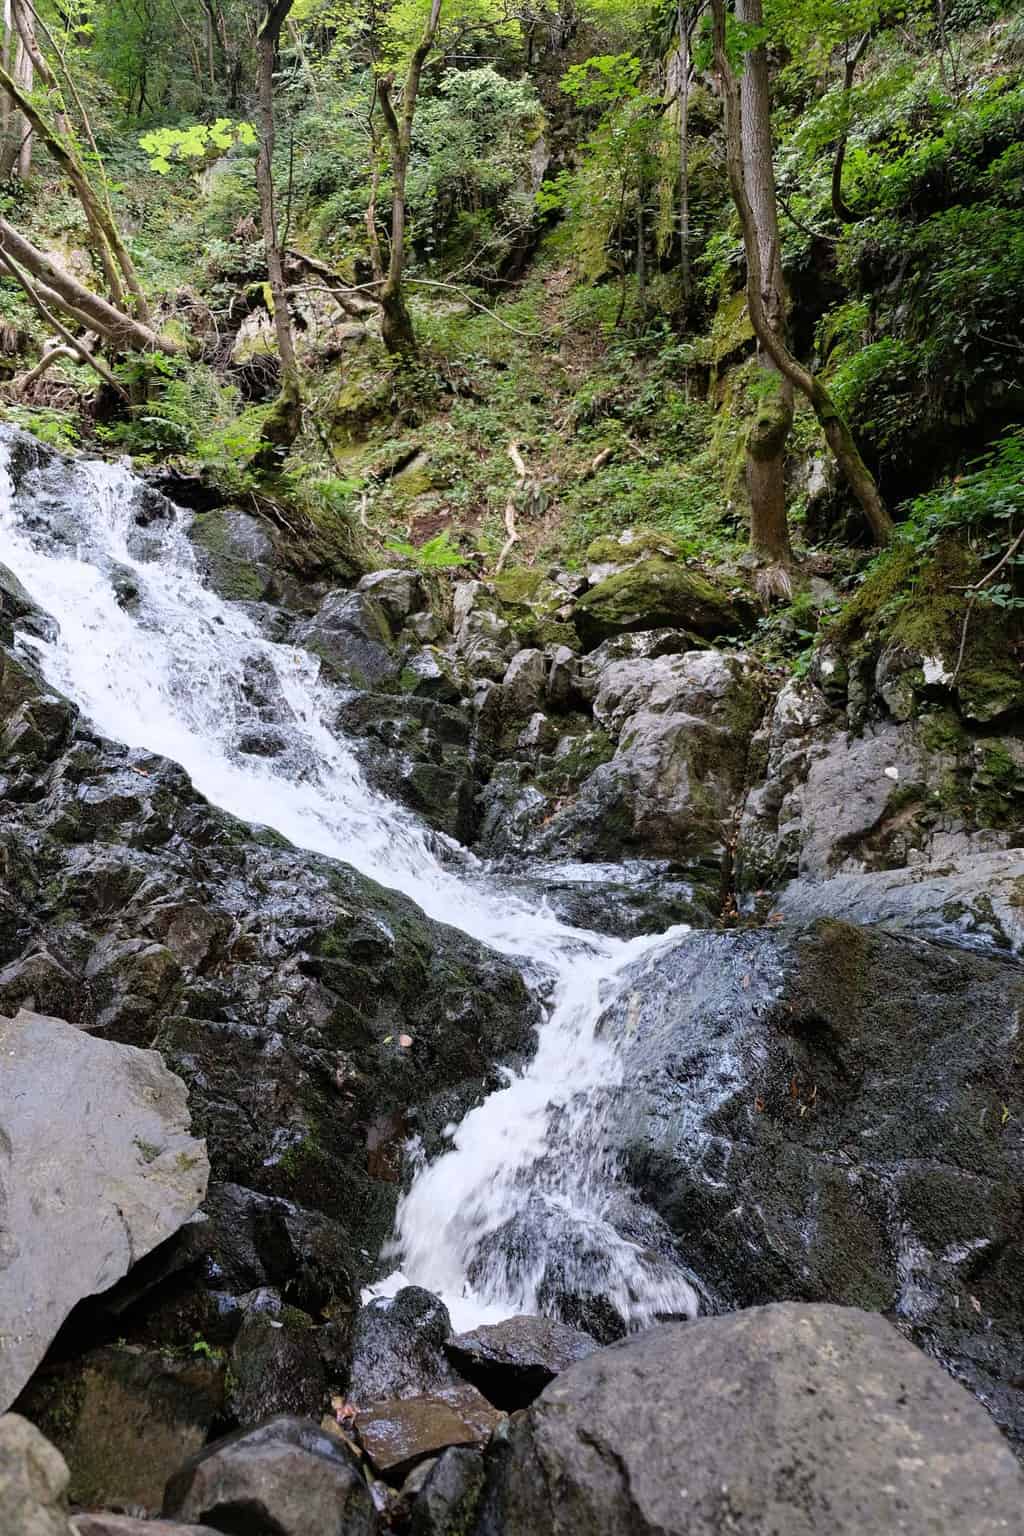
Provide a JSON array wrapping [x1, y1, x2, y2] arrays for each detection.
[[0, 433, 698, 1330]]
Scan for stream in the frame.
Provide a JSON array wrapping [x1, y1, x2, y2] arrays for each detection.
[[0, 432, 699, 1332]]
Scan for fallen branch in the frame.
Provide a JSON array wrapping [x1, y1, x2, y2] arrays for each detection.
[[10, 341, 76, 394], [494, 445, 528, 577]]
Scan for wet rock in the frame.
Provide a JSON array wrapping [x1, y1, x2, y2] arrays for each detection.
[[295, 588, 402, 690], [0, 1010, 209, 1412], [0, 949, 84, 1021], [71, 1518, 208, 1535], [473, 1306, 1024, 1536], [574, 559, 749, 648], [502, 650, 548, 718], [334, 692, 478, 841], [15, 1346, 225, 1514], [163, 1416, 375, 1536], [446, 1316, 598, 1411], [408, 1445, 486, 1536], [188, 509, 275, 604], [0, 1413, 73, 1536], [348, 1289, 454, 1404], [529, 651, 764, 865], [202, 1184, 356, 1321], [607, 922, 1024, 1445], [508, 860, 712, 940], [227, 1301, 327, 1427], [357, 569, 427, 628], [776, 849, 1024, 958], [0, 636, 538, 1312], [0, 561, 57, 644], [356, 1386, 502, 1481]]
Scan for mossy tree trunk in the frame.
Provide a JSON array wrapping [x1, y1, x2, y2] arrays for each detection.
[[377, 0, 443, 357], [712, 0, 894, 548], [736, 0, 793, 571], [255, 0, 302, 462]]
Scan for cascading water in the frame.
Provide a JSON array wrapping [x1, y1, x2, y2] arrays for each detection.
[[0, 431, 699, 1331]]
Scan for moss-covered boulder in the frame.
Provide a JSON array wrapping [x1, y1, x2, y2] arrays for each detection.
[[573, 558, 749, 648], [188, 509, 275, 604]]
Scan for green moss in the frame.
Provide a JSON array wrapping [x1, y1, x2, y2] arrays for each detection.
[[710, 289, 755, 368], [585, 529, 685, 564], [574, 557, 746, 644], [493, 567, 547, 604]]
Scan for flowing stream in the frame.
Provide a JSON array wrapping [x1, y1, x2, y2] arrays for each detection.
[[0, 434, 698, 1331]]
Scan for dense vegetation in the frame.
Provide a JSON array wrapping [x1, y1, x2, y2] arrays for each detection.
[[0, 0, 1022, 667]]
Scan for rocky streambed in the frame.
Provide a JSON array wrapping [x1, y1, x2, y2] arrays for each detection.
[[1, 428, 1023, 1532]]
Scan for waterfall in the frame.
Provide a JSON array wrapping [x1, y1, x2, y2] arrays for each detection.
[[0, 432, 698, 1331]]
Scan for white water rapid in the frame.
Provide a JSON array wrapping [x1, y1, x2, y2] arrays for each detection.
[[0, 436, 699, 1332]]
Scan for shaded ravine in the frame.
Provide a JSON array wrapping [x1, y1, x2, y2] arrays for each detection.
[[0, 430, 698, 1331]]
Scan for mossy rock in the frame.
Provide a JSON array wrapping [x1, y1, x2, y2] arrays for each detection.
[[710, 289, 755, 368], [329, 367, 393, 445], [832, 536, 1024, 722], [574, 558, 750, 647], [586, 529, 686, 565]]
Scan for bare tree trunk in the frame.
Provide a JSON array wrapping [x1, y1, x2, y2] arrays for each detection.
[[255, 0, 301, 460], [736, 0, 793, 572], [377, 0, 443, 356], [712, 0, 893, 547]]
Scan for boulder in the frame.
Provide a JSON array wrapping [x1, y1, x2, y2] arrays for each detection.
[[472, 1306, 1024, 1535], [188, 509, 276, 604], [573, 559, 748, 648], [348, 1289, 455, 1404], [0, 1010, 209, 1411], [295, 588, 402, 690], [446, 1317, 598, 1411], [502, 650, 548, 719], [356, 1386, 502, 1480], [606, 921, 1024, 1445], [529, 651, 764, 866], [200, 1182, 356, 1320], [0, 1414, 73, 1536], [15, 1346, 224, 1514], [357, 569, 427, 628], [737, 678, 1022, 892], [227, 1302, 327, 1427], [164, 1416, 375, 1535], [409, 1446, 486, 1536]]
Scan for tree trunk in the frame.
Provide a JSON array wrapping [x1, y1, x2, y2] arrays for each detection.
[[675, 0, 693, 308], [377, 0, 443, 357], [0, 56, 149, 319], [711, 0, 893, 547], [255, 0, 301, 460], [736, 0, 793, 569], [0, 214, 175, 352]]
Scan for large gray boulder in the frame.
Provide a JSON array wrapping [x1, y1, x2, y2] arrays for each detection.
[[163, 1416, 376, 1536], [0, 1414, 73, 1536], [473, 1306, 1024, 1535], [605, 922, 1024, 1445], [0, 1010, 209, 1412], [529, 650, 764, 865]]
